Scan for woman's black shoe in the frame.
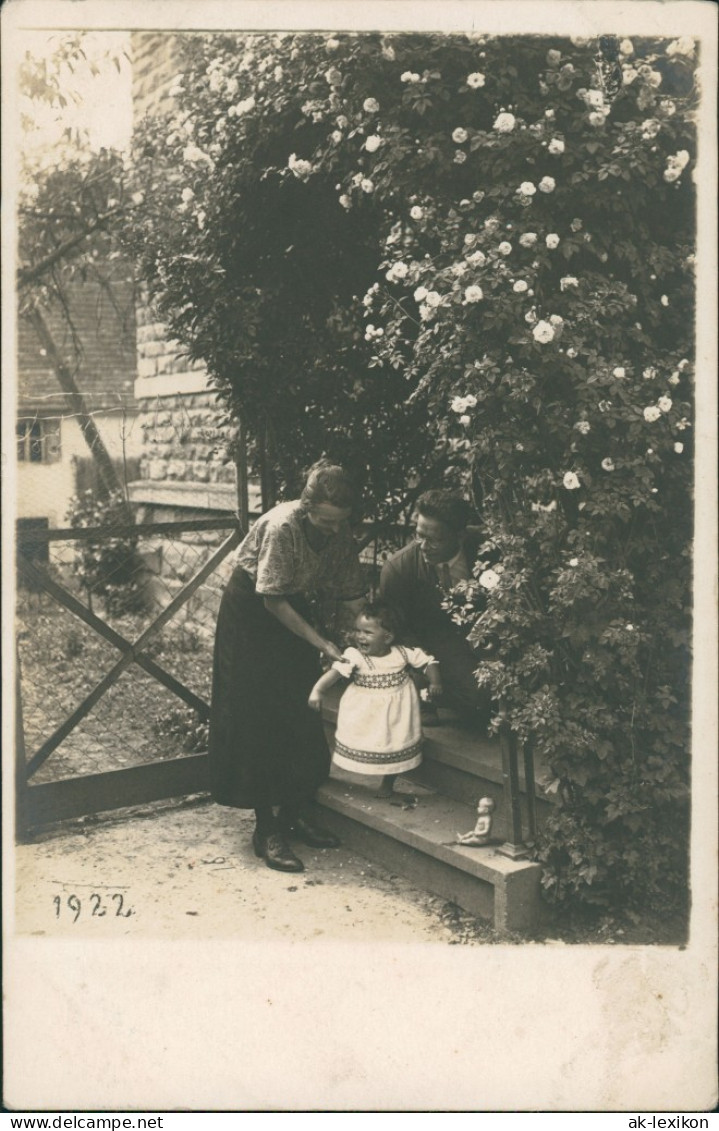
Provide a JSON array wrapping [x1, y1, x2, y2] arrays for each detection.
[[283, 814, 341, 849], [252, 830, 305, 872]]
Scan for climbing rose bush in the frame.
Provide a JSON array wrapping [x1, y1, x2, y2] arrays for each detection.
[[128, 32, 696, 915]]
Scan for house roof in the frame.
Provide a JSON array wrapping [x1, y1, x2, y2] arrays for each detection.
[[18, 272, 138, 414]]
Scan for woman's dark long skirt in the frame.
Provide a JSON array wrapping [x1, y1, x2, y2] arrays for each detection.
[[208, 567, 331, 809]]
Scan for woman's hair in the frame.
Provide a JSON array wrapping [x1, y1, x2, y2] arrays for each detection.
[[300, 460, 358, 513], [357, 599, 403, 639], [415, 489, 475, 532]]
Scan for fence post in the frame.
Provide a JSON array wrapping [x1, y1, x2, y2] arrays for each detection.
[[15, 651, 29, 842], [497, 702, 530, 859], [523, 739, 538, 845], [234, 417, 250, 534]]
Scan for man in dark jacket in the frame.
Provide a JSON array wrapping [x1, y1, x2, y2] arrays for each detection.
[[379, 489, 492, 726]]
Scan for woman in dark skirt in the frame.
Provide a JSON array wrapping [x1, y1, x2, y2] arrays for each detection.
[[209, 462, 366, 872]]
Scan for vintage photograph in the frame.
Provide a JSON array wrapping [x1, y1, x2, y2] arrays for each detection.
[[3, 0, 717, 1114]]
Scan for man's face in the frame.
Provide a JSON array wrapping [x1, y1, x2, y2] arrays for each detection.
[[414, 513, 462, 565]]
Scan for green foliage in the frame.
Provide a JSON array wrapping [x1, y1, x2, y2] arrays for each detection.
[[127, 31, 696, 912], [151, 705, 209, 753], [66, 488, 146, 614]]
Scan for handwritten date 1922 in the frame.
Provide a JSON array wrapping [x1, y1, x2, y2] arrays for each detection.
[[53, 892, 134, 921]]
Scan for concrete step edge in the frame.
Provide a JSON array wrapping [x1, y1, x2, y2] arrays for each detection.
[[317, 778, 539, 889]]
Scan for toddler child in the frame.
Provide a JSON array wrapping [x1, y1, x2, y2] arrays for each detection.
[[308, 600, 442, 799]]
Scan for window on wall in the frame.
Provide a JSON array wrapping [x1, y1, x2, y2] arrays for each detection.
[[16, 418, 61, 463]]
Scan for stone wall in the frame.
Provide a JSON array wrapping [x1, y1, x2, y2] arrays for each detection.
[[130, 32, 239, 514], [137, 391, 233, 486]]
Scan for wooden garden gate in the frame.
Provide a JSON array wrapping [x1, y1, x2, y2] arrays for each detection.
[[15, 517, 240, 838]]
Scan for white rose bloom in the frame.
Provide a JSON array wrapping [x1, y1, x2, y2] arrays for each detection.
[[288, 153, 313, 180], [643, 406, 662, 422], [658, 396, 672, 413], [660, 295, 669, 306], [479, 569, 501, 590], [562, 472, 580, 490], [674, 442, 684, 453], [337, 115, 349, 129], [467, 72, 486, 88], [183, 145, 210, 164], [678, 358, 690, 369], [451, 396, 469, 413], [454, 151, 467, 164], [365, 135, 382, 153], [539, 176, 556, 193], [363, 97, 380, 113], [660, 99, 677, 117], [181, 187, 195, 203], [465, 394, 478, 407], [493, 112, 516, 133], [560, 276, 579, 291], [452, 127, 469, 144], [414, 286, 428, 302], [525, 308, 538, 324], [648, 70, 663, 88], [569, 557, 579, 567], [549, 314, 564, 327], [613, 367, 626, 379], [623, 66, 639, 84], [546, 49, 562, 66], [548, 138, 565, 155], [459, 414, 471, 426], [666, 36, 695, 57], [425, 291, 442, 308], [331, 130, 343, 144], [601, 458, 615, 471], [519, 232, 537, 248], [386, 261, 409, 282], [533, 320, 555, 344], [464, 285, 484, 303], [400, 71, 420, 83], [339, 194, 352, 210], [513, 280, 529, 293], [360, 178, 375, 193], [586, 89, 605, 109], [410, 206, 424, 220], [466, 250, 487, 266], [668, 373, 680, 386], [498, 241, 512, 256], [574, 421, 591, 434], [663, 167, 681, 183], [620, 38, 634, 55], [452, 263, 468, 277], [588, 112, 606, 128], [518, 181, 537, 196], [643, 367, 656, 380], [567, 347, 578, 358], [546, 234, 560, 249]]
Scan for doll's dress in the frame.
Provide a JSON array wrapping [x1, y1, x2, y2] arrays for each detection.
[[331, 645, 435, 776]]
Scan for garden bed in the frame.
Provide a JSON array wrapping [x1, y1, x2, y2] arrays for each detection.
[[16, 589, 213, 785]]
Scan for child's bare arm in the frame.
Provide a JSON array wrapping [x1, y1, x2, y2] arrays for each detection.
[[424, 660, 443, 702], [308, 667, 344, 712]]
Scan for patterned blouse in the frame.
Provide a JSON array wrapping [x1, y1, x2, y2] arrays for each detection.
[[234, 500, 366, 600]]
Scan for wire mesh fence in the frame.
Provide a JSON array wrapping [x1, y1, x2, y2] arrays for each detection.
[[16, 518, 239, 787]]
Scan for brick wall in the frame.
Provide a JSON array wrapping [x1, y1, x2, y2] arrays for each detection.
[[139, 392, 234, 486], [130, 32, 238, 513]]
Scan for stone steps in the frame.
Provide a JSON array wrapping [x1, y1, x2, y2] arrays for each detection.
[[316, 772, 542, 933], [318, 691, 549, 932]]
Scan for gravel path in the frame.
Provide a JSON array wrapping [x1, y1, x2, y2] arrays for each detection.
[[14, 798, 508, 944]]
